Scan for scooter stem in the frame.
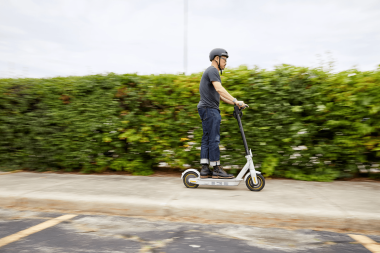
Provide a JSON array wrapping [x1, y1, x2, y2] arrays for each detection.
[[234, 105, 249, 156]]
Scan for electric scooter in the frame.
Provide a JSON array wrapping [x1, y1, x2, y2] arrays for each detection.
[[181, 104, 265, 191]]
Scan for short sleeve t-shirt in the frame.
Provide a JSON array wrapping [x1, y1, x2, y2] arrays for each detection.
[[197, 66, 221, 110]]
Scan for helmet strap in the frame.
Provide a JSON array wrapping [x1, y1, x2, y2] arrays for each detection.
[[218, 56, 223, 75]]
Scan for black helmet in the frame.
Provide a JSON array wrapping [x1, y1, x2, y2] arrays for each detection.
[[209, 48, 229, 61], [209, 48, 228, 74]]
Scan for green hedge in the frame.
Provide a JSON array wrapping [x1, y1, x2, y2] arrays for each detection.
[[0, 64, 379, 181]]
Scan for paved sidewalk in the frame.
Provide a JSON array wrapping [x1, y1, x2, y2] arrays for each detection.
[[0, 172, 379, 233]]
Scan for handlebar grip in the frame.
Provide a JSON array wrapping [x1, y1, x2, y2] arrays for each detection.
[[235, 104, 249, 110]]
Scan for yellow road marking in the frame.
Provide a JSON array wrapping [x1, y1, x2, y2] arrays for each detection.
[[0, 214, 77, 248], [348, 234, 380, 253]]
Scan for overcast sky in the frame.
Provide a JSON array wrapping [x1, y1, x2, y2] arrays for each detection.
[[1, 0, 380, 78]]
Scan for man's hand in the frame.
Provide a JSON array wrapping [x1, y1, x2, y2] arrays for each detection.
[[235, 101, 248, 109]]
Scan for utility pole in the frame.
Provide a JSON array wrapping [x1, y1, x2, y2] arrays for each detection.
[[184, 0, 188, 75]]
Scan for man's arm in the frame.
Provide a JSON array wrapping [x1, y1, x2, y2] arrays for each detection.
[[212, 81, 235, 103], [220, 95, 234, 105]]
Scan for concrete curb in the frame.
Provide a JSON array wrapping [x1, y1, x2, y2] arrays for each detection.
[[1, 172, 380, 234], [0, 170, 23, 176], [1, 194, 380, 234]]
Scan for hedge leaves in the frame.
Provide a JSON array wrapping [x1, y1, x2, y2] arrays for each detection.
[[1, 64, 379, 181]]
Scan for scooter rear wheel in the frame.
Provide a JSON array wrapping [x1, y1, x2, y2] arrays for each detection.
[[183, 171, 199, 188], [246, 174, 265, 191]]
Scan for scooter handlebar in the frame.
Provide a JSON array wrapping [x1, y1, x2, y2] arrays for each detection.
[[236, 103, 249, 110]]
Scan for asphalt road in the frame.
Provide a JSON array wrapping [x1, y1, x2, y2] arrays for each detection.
[[0, 208, 379, 253]]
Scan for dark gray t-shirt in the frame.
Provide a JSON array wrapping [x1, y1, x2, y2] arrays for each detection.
[[197, 66, 221, 110]]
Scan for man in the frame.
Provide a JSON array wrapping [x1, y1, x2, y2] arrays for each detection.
[[197, 48, 247, 179]]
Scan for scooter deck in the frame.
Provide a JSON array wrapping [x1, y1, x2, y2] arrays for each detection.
[[190, 178, 243, 186]]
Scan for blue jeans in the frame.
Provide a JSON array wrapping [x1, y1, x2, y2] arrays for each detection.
[[198, 107, 221, 166]]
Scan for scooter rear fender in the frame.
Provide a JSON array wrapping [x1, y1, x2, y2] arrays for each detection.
[[181, 169, 200, 179]]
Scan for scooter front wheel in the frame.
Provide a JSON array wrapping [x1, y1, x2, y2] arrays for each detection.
[[183, 171, 199, 188], [246, 174, 265, 191]]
